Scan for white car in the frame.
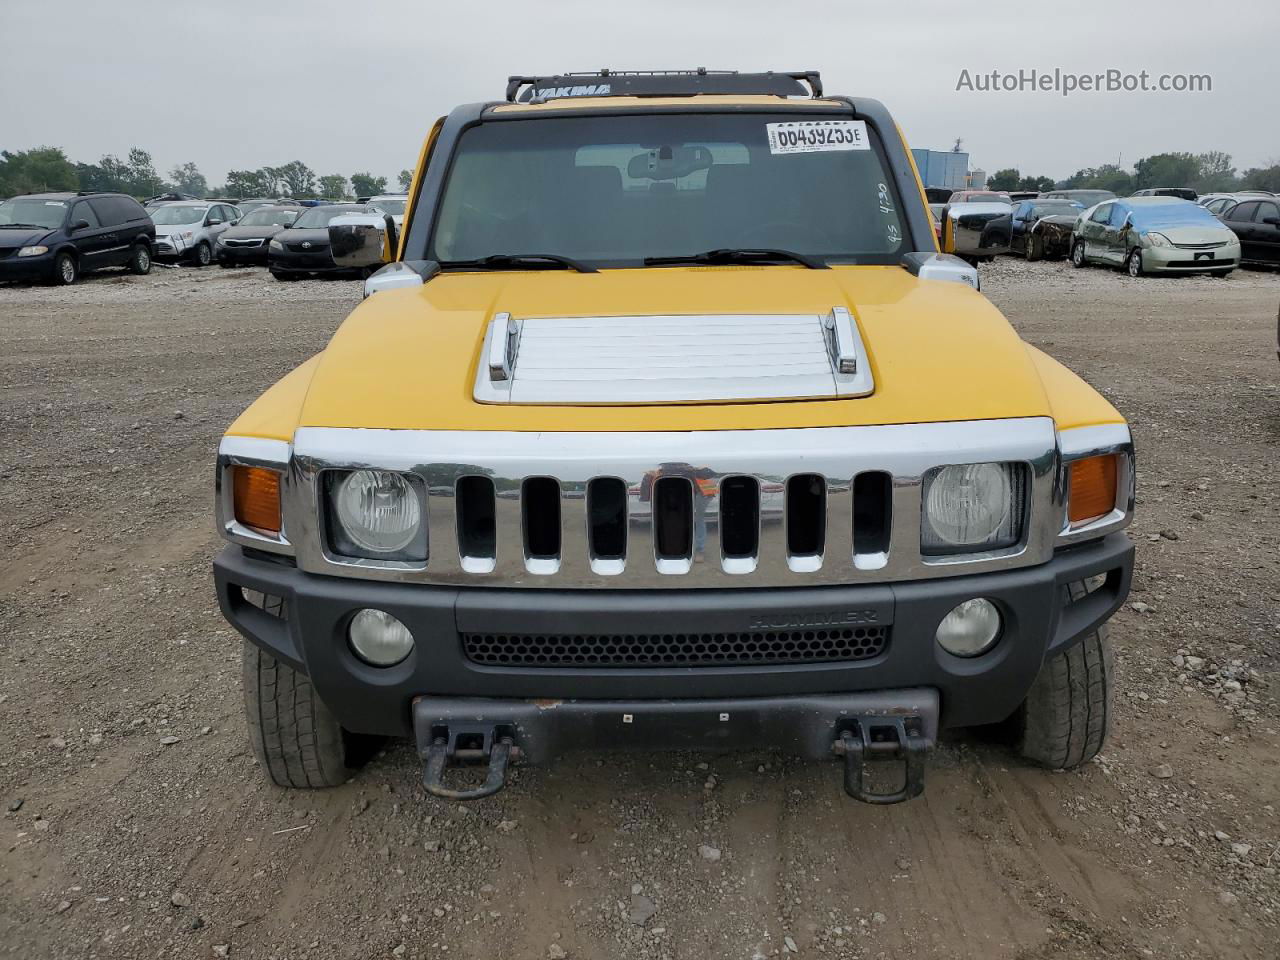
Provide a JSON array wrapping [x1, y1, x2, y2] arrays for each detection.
[[365, 195, 407, 232], [149, 201, 242, 266]]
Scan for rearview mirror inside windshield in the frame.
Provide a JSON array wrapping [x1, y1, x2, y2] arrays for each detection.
[[626, 145, 713, 181]]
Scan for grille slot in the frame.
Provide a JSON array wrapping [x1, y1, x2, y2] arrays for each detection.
[[587, 478, 627, 567], [522, 477, 561, 572], [719, 476, 759, 562], [786, 474, 826, 568], [456, 476, 496, 572], [462, 625, 889, 667], [653, 477, 693, 568], [853, 471, 892, 569]]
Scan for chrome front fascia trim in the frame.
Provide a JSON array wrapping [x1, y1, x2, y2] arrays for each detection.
[[1055, 423, 1135, 545], [285, 417, 1061, 588], [216, 436, 294, 556]]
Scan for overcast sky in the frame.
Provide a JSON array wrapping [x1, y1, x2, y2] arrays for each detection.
[[2, 0, 1276, 186]]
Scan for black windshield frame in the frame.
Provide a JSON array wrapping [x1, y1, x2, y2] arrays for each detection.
[[424, 109, 914, 270]]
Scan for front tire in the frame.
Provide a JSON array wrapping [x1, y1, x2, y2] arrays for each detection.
[[128, 243, 151, 275], [243, 641, 377, 788], [1016, 584, 1113, 770], [1025, 234, 1043, 262], [192, 242, 212, 267], [52, 251, 78, 285], [1126, 249, 1144, 278], [1071, 240, 1087, 268]]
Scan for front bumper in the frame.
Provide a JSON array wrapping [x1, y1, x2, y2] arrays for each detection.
[[1143, 243, 1240, 272], [269, 250, 347, 273], [0, 251, 55, 280], [152, 236, 190, 260], [217, 244, 269, 265], [214, 533, 1133, 740]]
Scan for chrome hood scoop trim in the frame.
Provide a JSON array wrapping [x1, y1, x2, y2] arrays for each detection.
[[474, 309, 873, 405]]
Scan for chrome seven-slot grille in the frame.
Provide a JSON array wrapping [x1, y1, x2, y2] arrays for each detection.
[[287, 420, 1062, 589]]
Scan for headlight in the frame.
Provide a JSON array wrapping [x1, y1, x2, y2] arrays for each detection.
[[17, 245, 49, 257], [1146, 232, 1172, 248], [269, 238, 283, 251], [921, 462, 1023, 554], [329, 469, 425, 560]]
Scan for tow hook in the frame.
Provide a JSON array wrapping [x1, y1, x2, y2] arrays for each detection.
[[421, 726, 520, 801], [833, 716, 928, 804]]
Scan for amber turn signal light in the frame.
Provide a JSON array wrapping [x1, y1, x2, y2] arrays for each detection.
[[1068, 455, 1117, 525], [232, 466, 282, 534]]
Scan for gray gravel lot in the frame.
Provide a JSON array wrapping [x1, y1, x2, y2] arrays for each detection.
[[1, 260, 1278, 960]]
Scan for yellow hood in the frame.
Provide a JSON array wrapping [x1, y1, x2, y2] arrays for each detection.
[[297, 265, 1052, 432]]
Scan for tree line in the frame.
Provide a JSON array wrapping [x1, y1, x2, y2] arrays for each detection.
[[987, 151, 1280, 195], [5, 143, 1279, 203], [0, 146, 414, 201]]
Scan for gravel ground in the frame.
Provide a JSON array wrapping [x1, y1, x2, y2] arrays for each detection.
[[1, 259, 1278, 960]]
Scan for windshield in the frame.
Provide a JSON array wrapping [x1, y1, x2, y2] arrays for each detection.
[[150, 205, 208, 225], [1068, 191, 1115, 206], [429, 113, 909, 266], [239, 207, 300, 227], [1032, 202, 1081, 217], [368, 197, 406, 215], [0, 197, 68, 229], [293, 205, 358, 228], [1130, 202, 1222, 229]]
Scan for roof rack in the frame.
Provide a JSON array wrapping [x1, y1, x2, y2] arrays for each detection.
[[505, 69, 823, 103]]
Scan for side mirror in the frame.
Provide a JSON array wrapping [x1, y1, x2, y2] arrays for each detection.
[[207, 217, 224, 226], [1264, 216, 1280, 226], [329, 213, 390, 268], [71, 219, 91, 231], [941, 201, 1012, 259]]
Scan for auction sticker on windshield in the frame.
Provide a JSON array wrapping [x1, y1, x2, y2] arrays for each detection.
[[766, 120, 869, 155]]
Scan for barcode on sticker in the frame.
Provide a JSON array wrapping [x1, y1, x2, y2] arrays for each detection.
[[766, 120, 869, 155]]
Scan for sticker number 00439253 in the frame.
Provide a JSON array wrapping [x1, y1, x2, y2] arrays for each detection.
[[766, 120, 870, 155]]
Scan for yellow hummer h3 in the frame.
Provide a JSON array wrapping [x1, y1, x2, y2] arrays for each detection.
[[214, 70, 1134, 803]]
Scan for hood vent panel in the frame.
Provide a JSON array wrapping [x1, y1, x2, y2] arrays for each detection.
[[474, 311, 874, 405]]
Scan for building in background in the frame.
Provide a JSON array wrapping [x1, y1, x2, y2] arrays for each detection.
[[967, 168, 988, 189], [912, 148, 968, 190]]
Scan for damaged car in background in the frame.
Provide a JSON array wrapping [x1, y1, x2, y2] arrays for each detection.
[[1009, 198, 1084, 261], [1071, 196, 1240, 277]]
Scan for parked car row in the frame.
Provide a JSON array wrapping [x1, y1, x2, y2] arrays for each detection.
[[933, 182, 1278, 275]]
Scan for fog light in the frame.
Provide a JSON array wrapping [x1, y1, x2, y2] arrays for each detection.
[[348, 608, 414, 666], [936, 598, 1001, 657]]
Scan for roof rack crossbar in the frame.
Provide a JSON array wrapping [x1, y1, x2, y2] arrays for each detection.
[[505, 69, 823, 103]]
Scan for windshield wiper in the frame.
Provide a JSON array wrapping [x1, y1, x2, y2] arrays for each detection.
[[0, 223, 49, 229], [438, 253, 597, 273], [644, 248, 828, 269]]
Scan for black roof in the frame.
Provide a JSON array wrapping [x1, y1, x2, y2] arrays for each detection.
[[506, 69, 823, 103]]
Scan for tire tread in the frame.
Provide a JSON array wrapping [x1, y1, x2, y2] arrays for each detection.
[[242, 641, 351, 788], [1018, 582, 1113, 770]]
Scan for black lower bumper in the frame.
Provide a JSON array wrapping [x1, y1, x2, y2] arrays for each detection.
[[214, 534, 1133, 742], [0, 254, 54, 281], [217, 248, 268, 265]]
